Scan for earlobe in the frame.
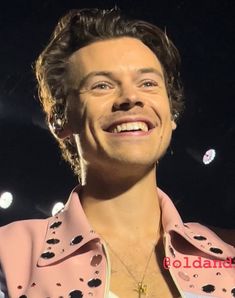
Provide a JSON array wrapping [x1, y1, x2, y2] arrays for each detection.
[[171, 120, 177, 130], [54, 125, 72, 139]]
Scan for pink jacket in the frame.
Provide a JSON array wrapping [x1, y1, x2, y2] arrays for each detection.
[[0, 187, 234, 298]]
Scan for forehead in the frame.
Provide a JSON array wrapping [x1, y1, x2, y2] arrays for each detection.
[[68, 37, 163, 78]]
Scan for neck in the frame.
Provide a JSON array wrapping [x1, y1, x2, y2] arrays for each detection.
[[80, 164, 161, 243]]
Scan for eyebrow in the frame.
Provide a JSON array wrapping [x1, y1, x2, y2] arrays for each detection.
[[77, 71, 113, 89], [77, 67, 164, 89], [138, 67, 164, 80]]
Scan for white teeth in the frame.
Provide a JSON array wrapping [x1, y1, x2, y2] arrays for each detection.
[[111, 122, 148, 133]]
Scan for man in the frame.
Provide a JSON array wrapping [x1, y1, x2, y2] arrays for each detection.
[[0, 8, 234, 298]]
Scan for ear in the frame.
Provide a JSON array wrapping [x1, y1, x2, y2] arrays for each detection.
[[171, 119, 177, 130], [54, 125, 72, 139], [48, 114, 72, 139]]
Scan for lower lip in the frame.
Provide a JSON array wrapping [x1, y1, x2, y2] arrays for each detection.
[[105, 129, 154, 137]]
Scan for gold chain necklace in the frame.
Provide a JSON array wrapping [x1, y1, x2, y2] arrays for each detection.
[[105, 240, 156, 298]]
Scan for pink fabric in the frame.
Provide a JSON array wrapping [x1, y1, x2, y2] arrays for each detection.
[[0, 187, 234, 297]]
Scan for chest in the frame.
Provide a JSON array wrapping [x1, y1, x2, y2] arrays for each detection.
[[109, 255, 181, 298]]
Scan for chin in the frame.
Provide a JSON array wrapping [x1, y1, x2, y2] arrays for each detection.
[[113, 154, 157, 167]]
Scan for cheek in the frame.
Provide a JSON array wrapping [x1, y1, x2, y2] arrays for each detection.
[[158, 116, 173, 153], [78, 109, 102, 151], [67, 96, 83, 132], [67, 95, 95, 134]]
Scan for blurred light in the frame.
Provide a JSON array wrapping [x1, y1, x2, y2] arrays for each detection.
[[0, 191, 13, 209], [203, 149, 216, 165], [52, 202, 65, 216]]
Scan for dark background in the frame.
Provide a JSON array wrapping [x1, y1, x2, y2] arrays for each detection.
[[0, 1, 234, 233]]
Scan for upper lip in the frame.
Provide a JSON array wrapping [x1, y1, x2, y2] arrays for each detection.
[[103, 117, 156, 132]]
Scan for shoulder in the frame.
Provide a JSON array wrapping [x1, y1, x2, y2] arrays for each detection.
[[0, 218, 49, 243], [0, 218, 51, 267], [207, 225, 235, 247], [185, 222, 235, 247]]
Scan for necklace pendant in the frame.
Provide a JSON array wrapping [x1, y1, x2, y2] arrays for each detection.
[[135, 282, 147, 297]]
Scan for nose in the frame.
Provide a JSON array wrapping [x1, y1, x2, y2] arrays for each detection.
[[112, 84, 144, 111]]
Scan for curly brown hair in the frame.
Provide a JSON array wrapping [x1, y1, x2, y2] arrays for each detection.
[[35, 8, 184, 178]]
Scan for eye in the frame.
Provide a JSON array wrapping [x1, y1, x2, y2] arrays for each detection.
[[140, 80, 159, 88], [91, 82, 113, 90]]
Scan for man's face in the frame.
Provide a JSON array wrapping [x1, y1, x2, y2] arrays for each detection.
[[67, 37, 176, 172]]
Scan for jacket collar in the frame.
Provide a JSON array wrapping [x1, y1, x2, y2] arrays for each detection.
[[37, 186, 100, 266], [37, 187, 234, 267], [158, 188, 234, 261]]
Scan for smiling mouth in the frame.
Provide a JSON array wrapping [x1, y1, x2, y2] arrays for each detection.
[[108, 121, 150, 133]]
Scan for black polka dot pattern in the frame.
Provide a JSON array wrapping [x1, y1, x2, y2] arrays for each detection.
[[202, 284, 215, 293], [209, 247, 223, 254], [90, 254, 102, 267], [46, 238, 60, 244], [193, 235, 207, 241], [70, 235, 83, 245], [50, 221, 62, 229], [40, 251, 55, 259], [69, 290, 83, 298], [87, 278, 102, 288]]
